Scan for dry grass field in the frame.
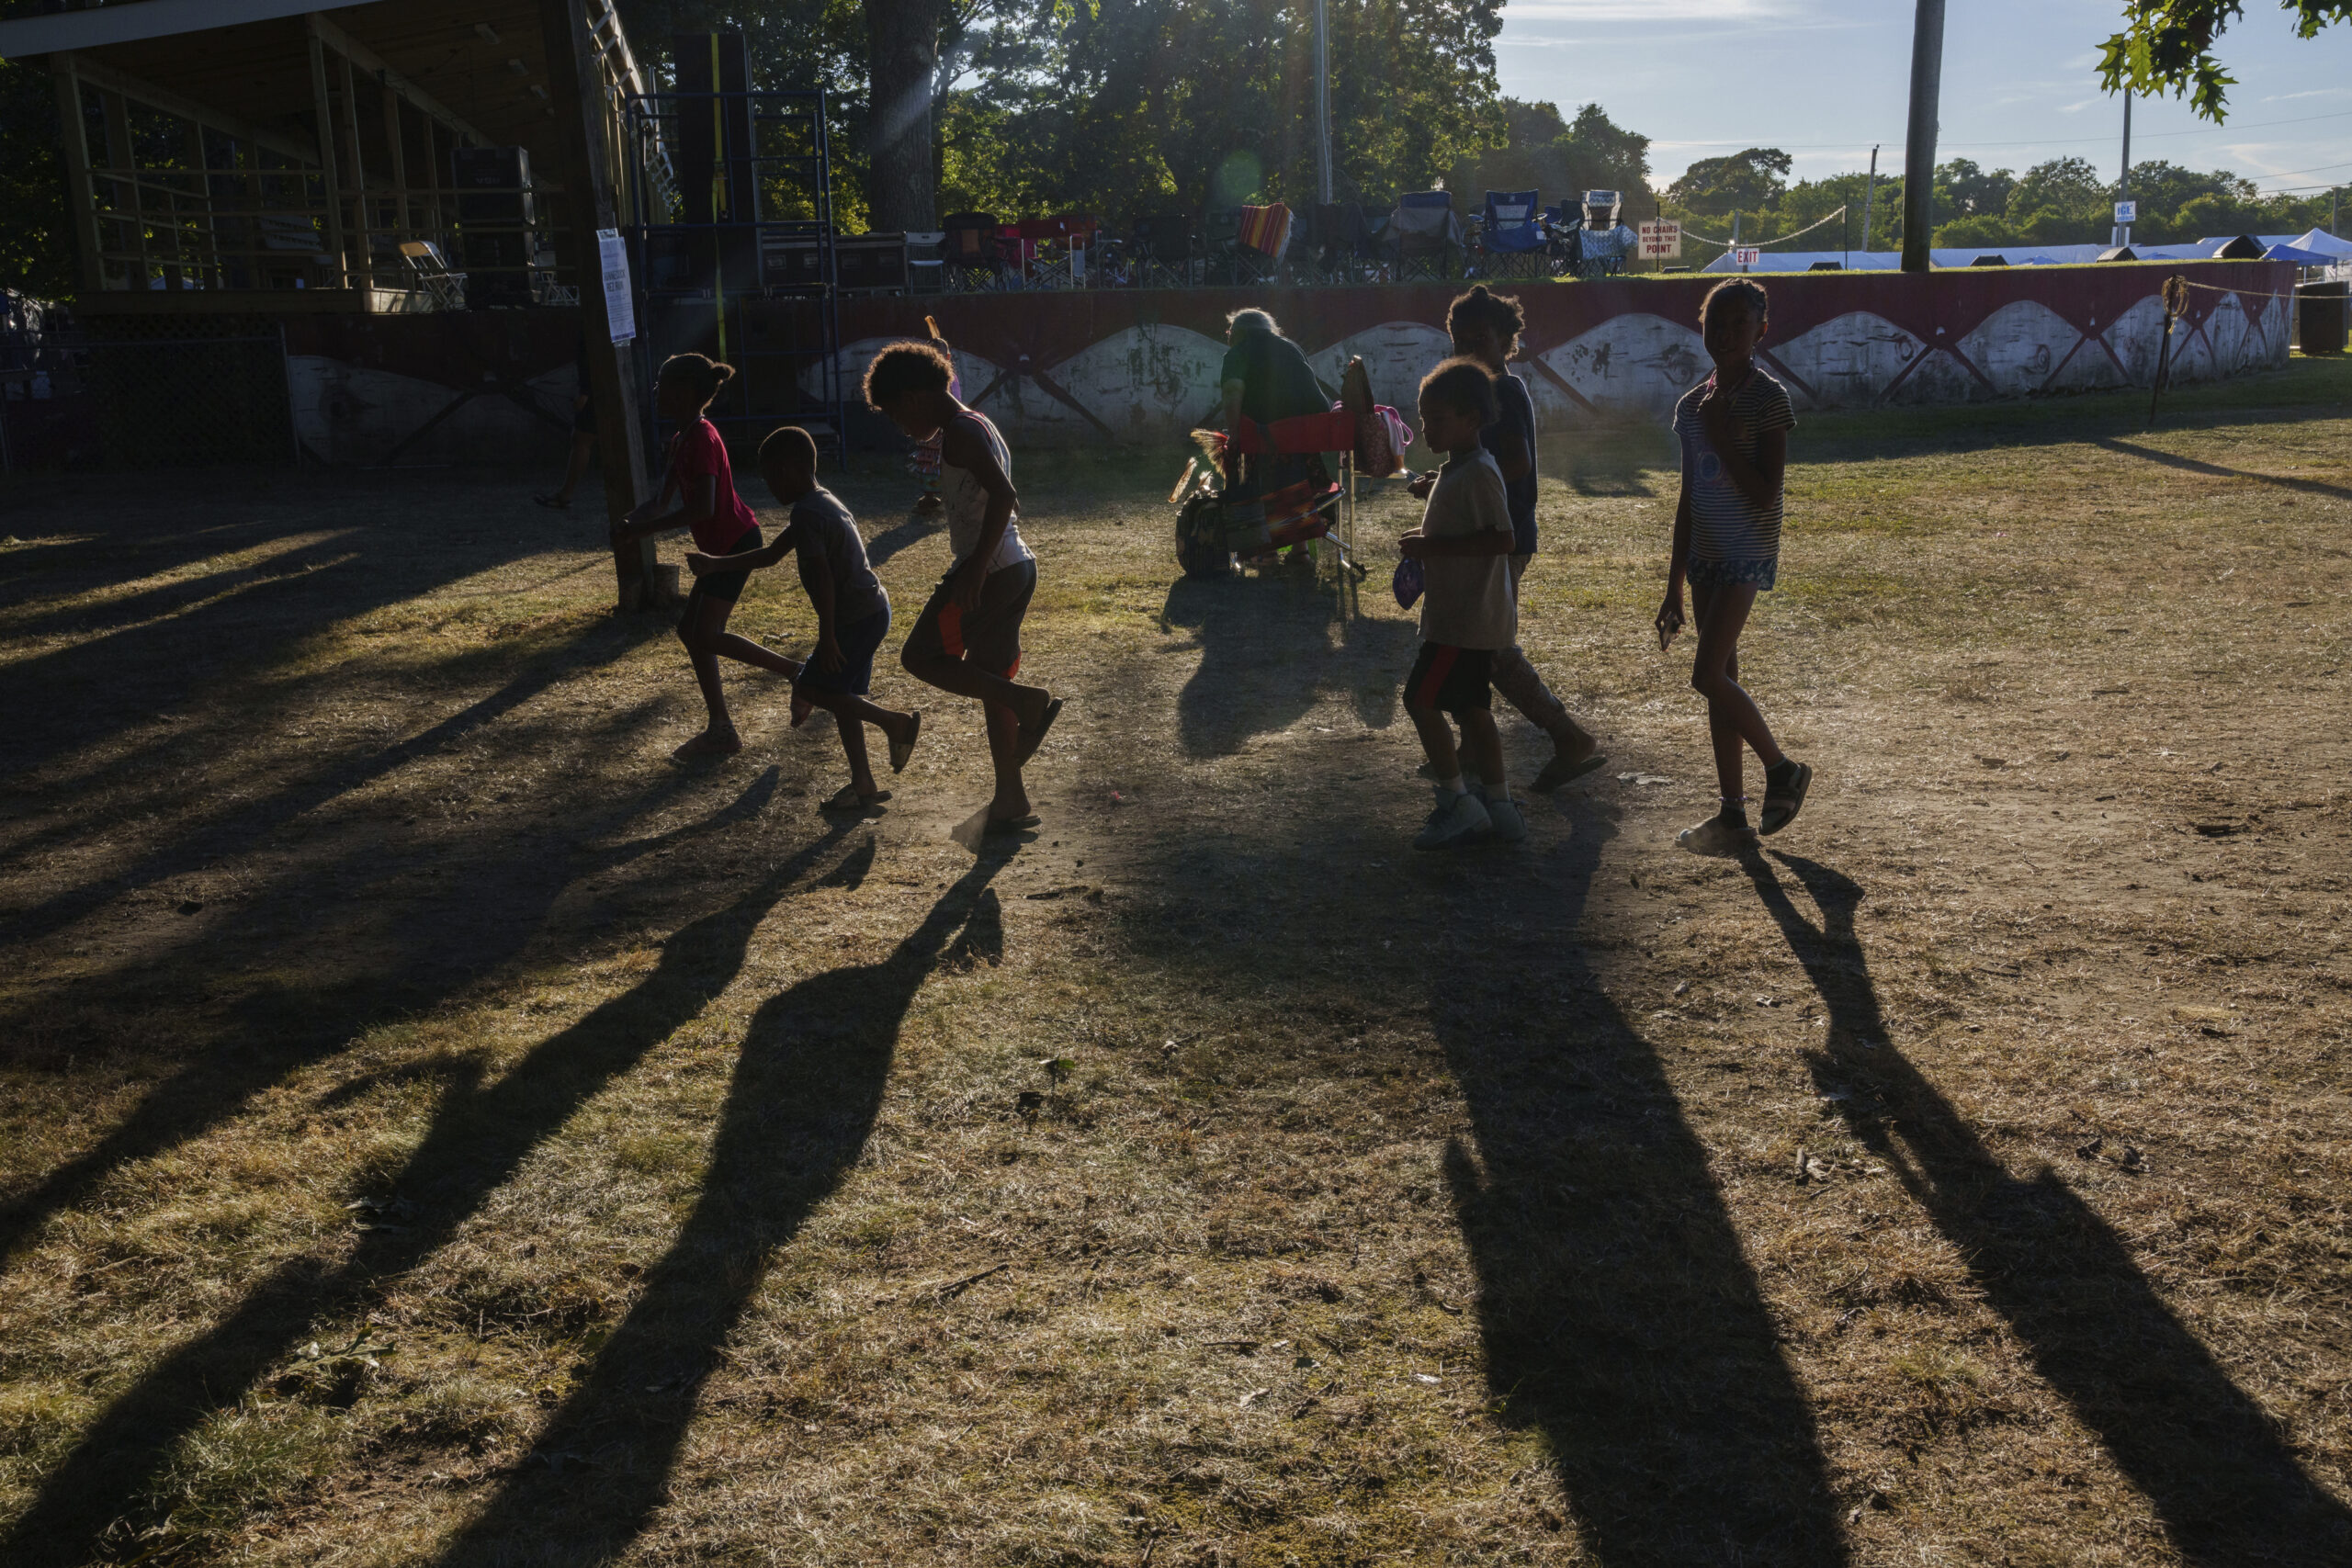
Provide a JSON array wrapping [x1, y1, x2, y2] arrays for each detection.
[[2, 358, 2348, 1568]]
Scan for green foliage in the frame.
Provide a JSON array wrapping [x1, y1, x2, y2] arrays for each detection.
[[0, 59, 75, 302], [938, 0, 1505, 224], [2099, 0, 2352, 119], [1936, 158, 2014, 219], [1449, 99, 1653, 209], [1664, 147, 1792, 217]]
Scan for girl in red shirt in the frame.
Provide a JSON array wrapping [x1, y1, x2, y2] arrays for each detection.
[[613, 354, 803, 759]]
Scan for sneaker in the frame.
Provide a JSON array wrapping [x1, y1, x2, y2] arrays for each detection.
[[1482, 794, 1527, 843], [1414, 789, 1492, 851], [1676, 814, 1758, 858]]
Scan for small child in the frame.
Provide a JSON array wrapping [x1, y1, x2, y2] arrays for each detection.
[[1433, 284, 1608, 793], [1399, 357, 1525, 851], [1655, 278, 1813, 855], [612, 353, 802, 760], [686, 425, 922, 812], [908, 317, 954, 519], [862, 341, 1062, 833]]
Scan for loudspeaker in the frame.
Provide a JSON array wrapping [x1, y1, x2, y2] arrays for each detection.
[[838, 233, 908, 294], [452, 146, 534, 225]]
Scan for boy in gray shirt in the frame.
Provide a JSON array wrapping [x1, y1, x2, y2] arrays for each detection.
[[685, 425, 922, 811], [1397, 359, 1524, 851]]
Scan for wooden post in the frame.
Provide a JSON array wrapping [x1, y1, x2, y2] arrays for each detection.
[[540, 0, 656, 611], [51, 57, 105, 293], [308, 33, 345, 287], [383, 89, 409, 249], [340, 54, 373, 295]]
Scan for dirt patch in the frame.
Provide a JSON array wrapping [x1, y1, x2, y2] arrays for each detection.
[[1, 363, 2348, 1565]]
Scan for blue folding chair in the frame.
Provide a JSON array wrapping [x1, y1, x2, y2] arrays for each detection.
[[1479, 189, 1545, 278]]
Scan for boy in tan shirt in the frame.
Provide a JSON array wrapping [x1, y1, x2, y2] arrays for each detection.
[[1397, 358, 1525, 851]]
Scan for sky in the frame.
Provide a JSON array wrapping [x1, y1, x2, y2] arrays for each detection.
[[1494, 0, 2352, 206]]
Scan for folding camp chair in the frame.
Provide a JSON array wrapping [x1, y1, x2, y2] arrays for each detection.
[[1204, 207, 1244, 285], [1574, 191, 1630, 279], [1234, 203, 1290, 285], [1134, 213, 1193, 288], [1387, 190, 1461, 281], [1479, 190, 1546, 279], [906, 230, 946, 293], [1297, 203, 1369, 284], [398, 240, 467, 310], [1021, 214, 1096, 288], [942, 212, 1009, 290]]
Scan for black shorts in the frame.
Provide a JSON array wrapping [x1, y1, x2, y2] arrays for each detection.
[[795, 604, 890, 697], [684, 526, 763, 613], [904, 558, 1035, 677], [1405, 642, 1493, 715]]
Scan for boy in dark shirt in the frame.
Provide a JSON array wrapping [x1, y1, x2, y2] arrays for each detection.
[[1415, 287, 1608, 793], [687, 425, 922, 810]]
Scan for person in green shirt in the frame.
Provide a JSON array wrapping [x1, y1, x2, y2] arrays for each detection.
[[1216, 309, 1332, 569]]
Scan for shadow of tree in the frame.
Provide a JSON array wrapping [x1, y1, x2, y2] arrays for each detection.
[[0, 653, 710, 1273], [0, 803, 861, 1568], [424, 845, 1016, 1563], [1437, 802, 1849, 1565], [1745, 851, 2352, 1566], [1159, 572, 1415, 757]]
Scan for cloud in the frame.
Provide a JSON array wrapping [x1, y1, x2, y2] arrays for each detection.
[[2261, 86, 2352, 102]]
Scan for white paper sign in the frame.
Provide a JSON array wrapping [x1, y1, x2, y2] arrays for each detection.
[[2113, 199, 2137, 225], [1733, 246, 1761, 267], [596, 229, 635, 344], [1638, 220, 1681, 259]]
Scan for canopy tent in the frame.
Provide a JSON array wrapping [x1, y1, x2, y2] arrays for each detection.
[[2289, 228, 2352, 259]]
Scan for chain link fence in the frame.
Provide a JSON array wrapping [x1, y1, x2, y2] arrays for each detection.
[[78, 333, 297, 468]]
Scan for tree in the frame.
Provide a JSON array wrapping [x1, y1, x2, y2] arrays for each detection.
[[2100, 0, 2352, 119], [0, 58, 74, 301], [865, 0, 946, 231], [1449, 98, 1651, 209], [1665, 148, 1791, 217], [1935, 157, 2014, 218], [2007, 155, 2109, 233]]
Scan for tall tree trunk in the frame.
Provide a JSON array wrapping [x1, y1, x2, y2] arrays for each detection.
[[865, 0, 943, 233]]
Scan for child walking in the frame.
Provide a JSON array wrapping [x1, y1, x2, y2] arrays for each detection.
[[686, 425, 922, 811], [1655, 278, 1813, 855], [1399, 358, 1525, 851], [1433, 285, 1607, 793], [862, 342, 1062, 832], [612, 353, 803, 760]]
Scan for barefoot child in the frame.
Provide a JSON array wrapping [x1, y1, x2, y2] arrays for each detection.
[[612, 354, 804, 759], [687, 425, 922, 811], [1442, 286, 1608, 792], [1399, 358, 1525, 852], [862, 342, 1061, 832], [1655, 278, 1813, 855]]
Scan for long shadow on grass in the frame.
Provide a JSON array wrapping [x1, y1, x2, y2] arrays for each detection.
[[1435, 800, 1849, 1565], [0, 807, 858, 1567], [1161, 572, 1415, 757], [1745, 851, 2352, 1567], [0, 479, 565, 781], [2092, 436, 2352, 502], [0, 628, 686, 1271], [427, 843, 1016, 1564]]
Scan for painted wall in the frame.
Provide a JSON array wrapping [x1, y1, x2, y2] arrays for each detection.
[[267, 262, 2291, 463], [813, 262, 2291, 446]]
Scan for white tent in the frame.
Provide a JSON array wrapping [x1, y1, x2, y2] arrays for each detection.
[[2290, 228, 2352, 259]]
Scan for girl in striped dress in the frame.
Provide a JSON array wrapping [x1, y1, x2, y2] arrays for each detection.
[[1655, 279, 1814, 855]]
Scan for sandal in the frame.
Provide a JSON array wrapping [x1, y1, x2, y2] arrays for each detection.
[[820, 785, 890, 812], [534, 492, 571, 509], [983, 812, 1041, 835], [889, 711, 922, 773], [1015, 696, 1063, 766], [1759, 761, 1813, 837]]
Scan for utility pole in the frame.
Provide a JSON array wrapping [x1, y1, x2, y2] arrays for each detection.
[[1900, 0, 1945, 272], [2114, 90, 2133, 247], [1860, 144, 1880, 262], [1313, 0, 1333, 204]]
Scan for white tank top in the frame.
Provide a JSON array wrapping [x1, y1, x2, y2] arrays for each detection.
[[939, 411, 1035, 572]]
